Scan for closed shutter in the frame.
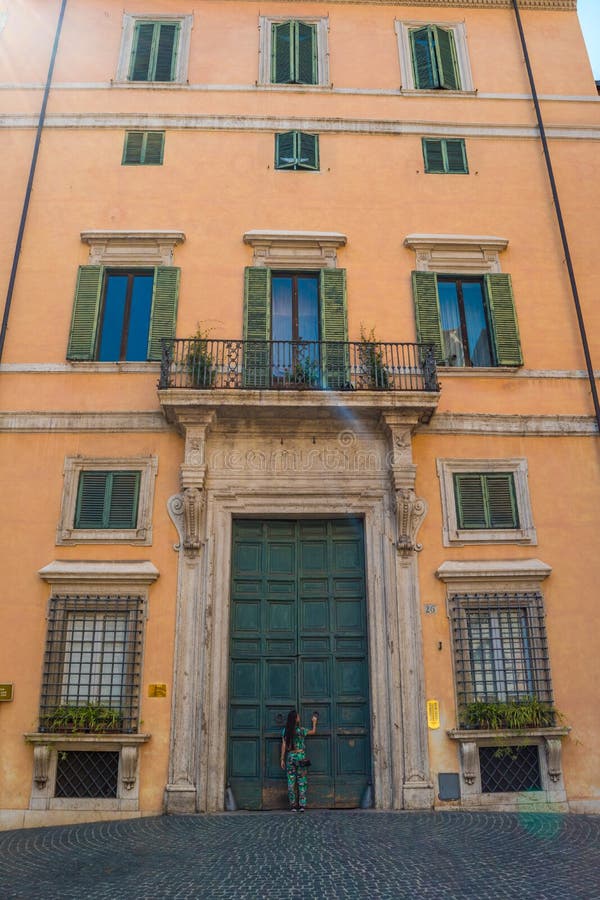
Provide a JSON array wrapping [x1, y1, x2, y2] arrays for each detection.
[[320, 268, 348, 389], [422, 139, 445, 173], [154, 23, 178, 81], [67, 266, 103, 360], [275, 131, 296, 169], [454, 473, 518, 529], [296, 22, 317, 84], [486, 474, 518, 528], [144, 132, 165, 164], [243, 267, 271, 387], [123, 132, 144, 165], [411, 27, 436, 90], [130, 23, 155, 81], [454, 474, 487, 529], [485, 274, 523, 366], [412, 271, 444, 362], [298, 132, 319, 170], [75, 471, 140, 529], [433, 26, 460, 90], [445, 139, 468, 174], [147, 267, 180, 361], [272, 22, 293, 83], [107, 472, 141, 528]]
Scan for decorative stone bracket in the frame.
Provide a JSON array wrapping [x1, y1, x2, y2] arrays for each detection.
[[176, 412, 216, 557], [394, 488, 427, 557]]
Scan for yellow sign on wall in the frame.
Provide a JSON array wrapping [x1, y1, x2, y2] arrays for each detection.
[[426, 699, 440, 729], [0, 684, 14, 702], [148, 683, 167, 698]]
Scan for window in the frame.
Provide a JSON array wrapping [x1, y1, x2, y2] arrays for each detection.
[[412, 272, 522, 367], [67, 266, 180, 363], [395, 20, 473, 93], [275, 132, 319, 170], [449, 591, 553, 714], [115, 14, 193, 84], [422, 138, 467, 174], [75, 471, 141, 530], [122, 132, 165, 166], [437, 458, 536, 546], [57, 456, 157, 545], [39, 594, 145, 735], [258, 17, 330, 87]]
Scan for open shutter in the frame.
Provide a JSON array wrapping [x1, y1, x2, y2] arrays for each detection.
[[298, 132, 319, 170], [320, 268, 348, 389], [454, 474, 487, 529], [272, 22, 293, 83], [154, 22, 178, 81], [445, 139, 468, 174], [243, 267, 271, 388], [108, 472, 141, 529], [296, 21, 317, 84], [486, 474, 518, 528], [67, 266, 103, 360], [412, 271, 444, 362], [411, 27, 436, 89], [433, 26, 460, 90], [123, 132, 144, 165], [130, 23, 155, 81], [485, 274, 522, 366], [147, 267, 180, 361], [276, 131, 296, 169], [144, 132, 165, 164], [422, 139, 445, 173]]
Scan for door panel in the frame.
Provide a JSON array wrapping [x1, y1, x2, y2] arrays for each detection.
[[228, 518, 370, 808]]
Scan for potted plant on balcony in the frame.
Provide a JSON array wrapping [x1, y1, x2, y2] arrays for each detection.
[[359, 325, 390, 389], [462, 697, 558, 731], [42, 703, 123, 734], [186, 324, 216, 388]]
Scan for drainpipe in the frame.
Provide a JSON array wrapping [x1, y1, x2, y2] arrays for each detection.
[[511, 0, 600, 434], [0, 0, 68, 364]]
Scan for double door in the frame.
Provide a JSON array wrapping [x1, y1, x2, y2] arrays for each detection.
[[228, 519, 371, 809]]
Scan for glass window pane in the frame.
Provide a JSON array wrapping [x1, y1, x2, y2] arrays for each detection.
[[125, 274, 153, 361], [438, 281, 464, 366], [98, 275, 128, 361], [462, 282, 492, 366], [297, 276, 319, 342]]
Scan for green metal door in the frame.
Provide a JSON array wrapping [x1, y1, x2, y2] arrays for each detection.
[[228, 519, 371, 809]]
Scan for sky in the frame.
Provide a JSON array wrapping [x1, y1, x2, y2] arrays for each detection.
[[578, 0, 600, 78]]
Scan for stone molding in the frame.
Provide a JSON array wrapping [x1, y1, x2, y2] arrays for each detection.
[[421, 413, 598, 435], [436, 558, 552, 587], [81, 230, 185, 266], [243, 230, 347, 269], [114, 14, 193, 84], [258, 16, 330, 87], [38, 560, 160, 588], [404, 234, 508, 274]]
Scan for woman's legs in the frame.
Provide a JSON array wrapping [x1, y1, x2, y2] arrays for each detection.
[[286, 758, 298, 808], [297, 768, 308, 809]]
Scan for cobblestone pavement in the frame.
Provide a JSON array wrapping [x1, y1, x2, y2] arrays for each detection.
[[1, 811, 599, 900]]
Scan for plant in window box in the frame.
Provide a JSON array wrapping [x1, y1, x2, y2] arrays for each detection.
[[42, 704, 124, 734], [358, 326, 390, 389], [186, 324, 217, 388], [288, 348, 319, 388], [462, 697, 558, 731]]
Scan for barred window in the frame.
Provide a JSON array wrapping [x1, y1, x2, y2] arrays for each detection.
[[450, 591, 553, 714], [39, 595, 144, 734]]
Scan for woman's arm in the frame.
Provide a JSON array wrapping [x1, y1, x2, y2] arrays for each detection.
[[307, 715, 318, 736], [280, 738, 286, 770]]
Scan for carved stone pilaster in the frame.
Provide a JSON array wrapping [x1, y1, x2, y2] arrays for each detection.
[[544, 737, 563, 783], [460, 741, 478, 785], [182, 486, 204, 555], [33, 744, 51, 789], [121, 745, 138, 791], [394, 488, 428, 558]]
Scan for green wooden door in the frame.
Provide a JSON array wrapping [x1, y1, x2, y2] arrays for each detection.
[[228, 519, 371, 809]]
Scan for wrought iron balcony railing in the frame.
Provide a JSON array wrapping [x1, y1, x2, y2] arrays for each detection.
[[159, 339, 439, 392]]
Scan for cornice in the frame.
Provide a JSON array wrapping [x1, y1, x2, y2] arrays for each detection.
[[219, 0, 575, 8]]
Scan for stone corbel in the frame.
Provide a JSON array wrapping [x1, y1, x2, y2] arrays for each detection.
[[182, 486, 204, 555], [33, 744, 51, 789], [121, 745, 138, 791], [544, 737, 563, 783], [177, 413, 216, 557], [395, 488, 427, 558], [460, 741, 478, 785]]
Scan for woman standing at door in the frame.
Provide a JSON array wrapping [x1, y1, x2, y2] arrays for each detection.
[[280, 709, 318, 811]]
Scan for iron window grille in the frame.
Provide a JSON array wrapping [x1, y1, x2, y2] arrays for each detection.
[[479, 745, 542, 793], [39, 595, 144, 734], [450, 591, 553, 722], [55, 750, 120, 799]]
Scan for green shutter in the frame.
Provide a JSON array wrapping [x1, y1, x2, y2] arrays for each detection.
[[454, 472, 518, 530], [433, 26, 460, 90], [272, 21, 293, 83], [422, 138, 445, 173], [67, 266, 103, 360], [107, 472, 141, 528], [412, 271, 444, 362], [296, 21, 317, 84], [130, 22, 155, 81], [298, 132, 319, 170], [411, 27, 436, 90], [75, 471, 140, 529], [75, 472, 108, 528], [144, 132, 165, 164], [454, 474, 487, 529], [123, 132, 144, 165], [147, 266, 180, 361], [320, 268, 348, 389], [275, 131, 296, 169], [123, 131, 164, 165], [445, 139, 468, 174], [485, 274, 523, 366], [243, 267, 271, 388], [154, 23, 178, 81], [486, 474, 518, 528]]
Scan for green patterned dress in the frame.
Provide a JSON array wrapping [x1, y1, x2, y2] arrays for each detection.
[[282, 726, 309, 809]]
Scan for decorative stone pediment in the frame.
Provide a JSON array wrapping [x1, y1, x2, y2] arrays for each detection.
[[243, 230, 347, 269], [81, 230, 185, 266], [404, 234, 509, 274]]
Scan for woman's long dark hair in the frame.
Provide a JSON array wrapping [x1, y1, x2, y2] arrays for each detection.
[[284, 709, 298, 751]]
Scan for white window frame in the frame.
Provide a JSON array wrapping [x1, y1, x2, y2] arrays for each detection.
[[394, 20, 474, 94], [57, 456, 158, 545], [437, 458, 537, 546], [257, 15, 330, 88], [115, 13, 193, 84]]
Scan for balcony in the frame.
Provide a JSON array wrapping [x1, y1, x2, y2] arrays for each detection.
[[159, 339, 439, 393]]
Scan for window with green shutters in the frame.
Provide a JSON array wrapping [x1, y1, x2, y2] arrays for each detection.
[[122, 132, 165, 166], [129, 21, 180, 82], [275, 132, 319, 170], [75, 471, 141, 530], [66, 266, 179, 362], [454, 473, 519, 530], [412, 272, 523, 367], [410, 25, 461, 90], [271, 21, 317, 84], [422, 138, 468, 174]]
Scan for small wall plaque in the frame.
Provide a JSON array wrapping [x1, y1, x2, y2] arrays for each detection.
[[427, 699, 440, 729], [148, 683, 167, 698], [0, 683, 14, 702], [424, 604, 437, 614]]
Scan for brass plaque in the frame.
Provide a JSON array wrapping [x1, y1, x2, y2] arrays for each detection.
[[148, 683, 167, 698], [0, 683, 14, 702], [426, 699, 440, 729]]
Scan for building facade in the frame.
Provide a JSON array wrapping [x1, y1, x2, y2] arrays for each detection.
[[0, 0, 599, 829]]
